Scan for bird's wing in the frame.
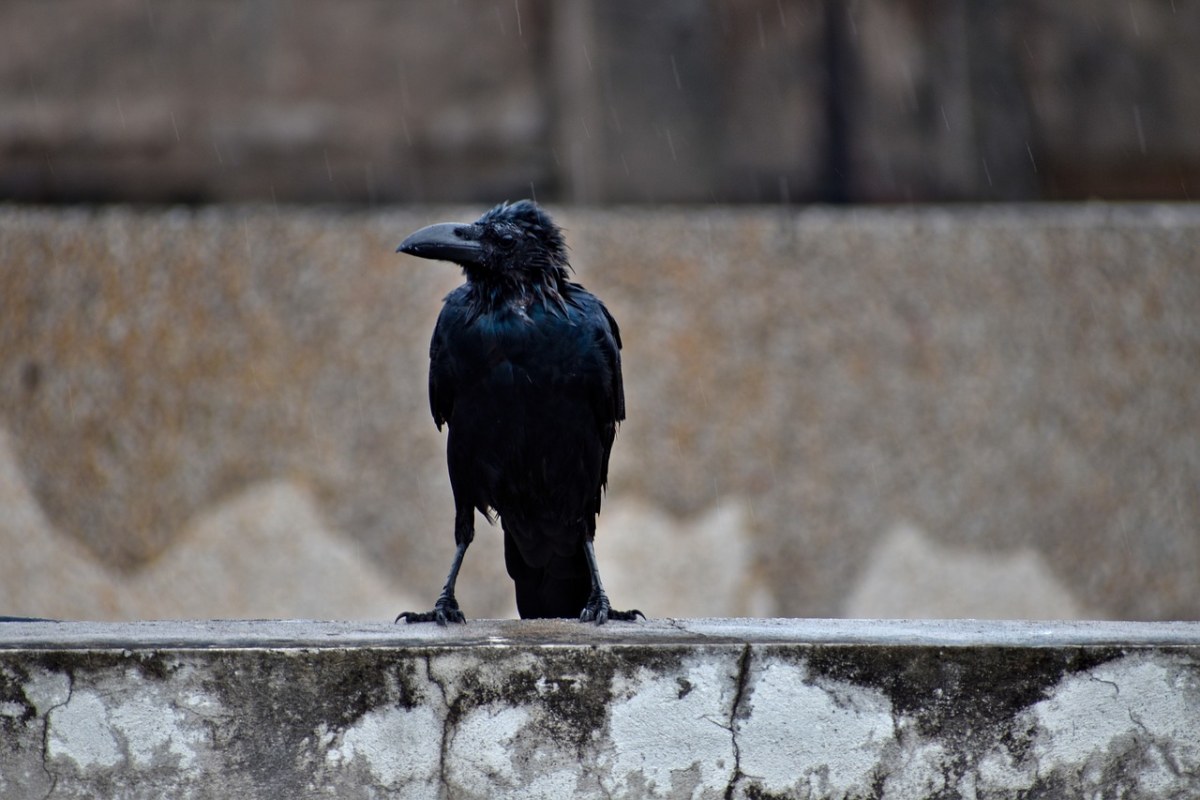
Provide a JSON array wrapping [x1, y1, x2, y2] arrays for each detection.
[[429, 287, 472, 430], [569, 292, 625, 516], [566, 283, 625, 428], [597, 300, 626, 424]]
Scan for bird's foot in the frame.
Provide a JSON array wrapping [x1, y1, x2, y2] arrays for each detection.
[[396, 595, 466, 626], [579, 591, 644, 625]]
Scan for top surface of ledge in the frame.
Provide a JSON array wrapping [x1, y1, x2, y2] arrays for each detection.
[[1, 618, 1199, 651]]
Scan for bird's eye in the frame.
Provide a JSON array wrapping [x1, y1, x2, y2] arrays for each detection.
[[498, 231, 517, 249]]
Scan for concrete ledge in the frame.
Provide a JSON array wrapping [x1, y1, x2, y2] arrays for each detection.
[[2, 619, 1199, 798]]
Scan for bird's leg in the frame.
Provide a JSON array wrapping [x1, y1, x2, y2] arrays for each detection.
[[397, 507, 473, 625], [579, 538, 644, 624], [395, 542, 468, 625]]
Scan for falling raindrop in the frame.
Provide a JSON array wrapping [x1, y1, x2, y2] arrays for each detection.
[[665, 128, 677, 162], [608, 103, 622, 135], [116, 97, 127, 129], [325, 149, 333, 183], [169, 112, 180, 142], [1025, 142, 1038, 174], [981, 158, 993, 187], [514, 0, 522, 37], [1132, 104, 1146, 155], [670, 54, 682, 90]]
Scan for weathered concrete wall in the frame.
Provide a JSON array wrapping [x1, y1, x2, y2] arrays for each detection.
[[1, 619, 1198, 798], [1, 204, 1198, 623]]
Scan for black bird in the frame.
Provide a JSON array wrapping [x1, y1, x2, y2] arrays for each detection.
[[395, 200, 641, 625]]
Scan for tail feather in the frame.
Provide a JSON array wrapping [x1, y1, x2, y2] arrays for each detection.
[[504, 526, 590, 619]]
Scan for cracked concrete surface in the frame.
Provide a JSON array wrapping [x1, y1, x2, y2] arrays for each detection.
[[1, 619, 1198, 798]]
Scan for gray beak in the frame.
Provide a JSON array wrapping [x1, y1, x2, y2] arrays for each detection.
[[396, 222, 484, 266]]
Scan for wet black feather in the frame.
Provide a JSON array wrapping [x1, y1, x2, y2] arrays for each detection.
[[427, 200, 624, 618]]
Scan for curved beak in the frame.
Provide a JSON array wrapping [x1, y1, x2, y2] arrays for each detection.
[[396, 222, 484, 266]]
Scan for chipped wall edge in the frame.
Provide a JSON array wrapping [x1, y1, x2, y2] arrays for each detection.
[[1, 618, 1198, 799]]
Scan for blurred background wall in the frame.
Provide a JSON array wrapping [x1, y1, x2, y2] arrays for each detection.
[[4, 205, 1198, 623], [1, 0, 1198, 205], [1, 1, 1198, 622]]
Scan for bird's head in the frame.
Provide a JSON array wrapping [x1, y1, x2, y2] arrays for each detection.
[[396, 200, 570, 287]]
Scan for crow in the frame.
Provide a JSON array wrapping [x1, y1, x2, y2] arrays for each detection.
[[394, 200, 641, 625]]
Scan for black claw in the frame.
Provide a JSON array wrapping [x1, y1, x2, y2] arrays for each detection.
[[579, 607, 607, 625], [396, 599, 466, 625], [579, 593, 607, 624], [579, 593, 643, 625]]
